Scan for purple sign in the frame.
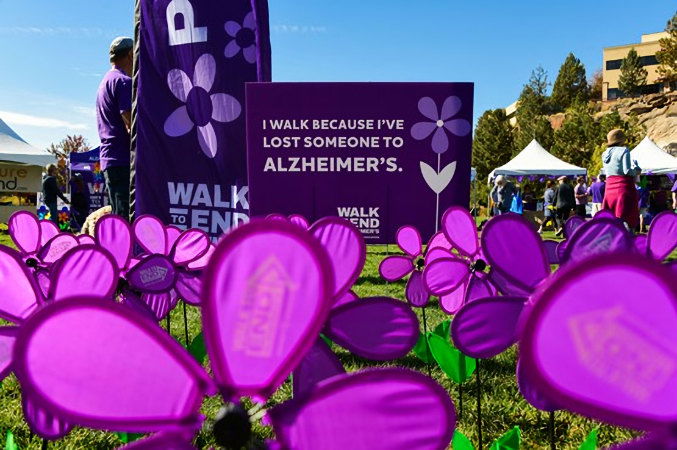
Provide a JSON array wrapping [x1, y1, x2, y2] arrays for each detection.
[[246, 83, 474, 243], [69, 148, 107, 214], [133, 0, 271, 238]]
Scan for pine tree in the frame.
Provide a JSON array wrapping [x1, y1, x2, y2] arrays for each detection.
[[656, 11, 677, 83], [472, 109, 514, 182], [552, 101, 599, 169], [618, 48, 647, 97], [551, 53, 589, 112], [588, 70, 604, 101], [514, 67, 554, 152]]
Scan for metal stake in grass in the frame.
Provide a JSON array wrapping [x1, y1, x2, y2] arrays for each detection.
[[166, 313, 171, 337], [476, 359, 483, 449], [549, 411, 556, 449], [182, 302, 190, 346], [420, 307, 432, 378], [42, 438, 48, 450]]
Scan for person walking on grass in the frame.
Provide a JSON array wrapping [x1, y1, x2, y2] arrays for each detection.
[[537, 180, 557, 234], [574, 176, 588, 218], [554, 176, 575, 237], [42, 164, 70, 224], [601, 129, 641, 230], [491, 175, 516, 215], [588, 174, 606, 216], [96, 36, 133, 220]]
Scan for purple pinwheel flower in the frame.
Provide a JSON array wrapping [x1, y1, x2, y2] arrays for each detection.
[[411, 97, 471, 154], [520, 255, 677, 446], [379, 225, 432, 307], [422, 207, 497, 315], [636, 210, 677, 263], [293, 218, 419, 396], [164, 54, 242, 158], [123, 215, 211, 320], [8, 211, 78, 269], [12, 220, 456, 449], [224, 12, 258, 64]]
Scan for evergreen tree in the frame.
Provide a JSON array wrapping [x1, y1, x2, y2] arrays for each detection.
[[552, 101, 599, 169], [472, 109, 514, 182], [657, 11, 677, 83], [589, 69, 604, 102], [618, 48, 647, 97], [514, 67, 554, 152], [551, 53, 589, 111]]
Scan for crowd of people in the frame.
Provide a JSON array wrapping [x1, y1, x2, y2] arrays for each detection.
[[491, 129, 677, 235]]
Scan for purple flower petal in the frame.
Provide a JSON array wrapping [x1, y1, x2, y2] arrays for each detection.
[[405, 271, 430, 308], [167, 69, 192, 102], [127, 255, 177, 294], [451, 296, 527, 359], [325, 297, 419, 360], [270, 368, 456, 450], [293, 339, 345, 397], [197, 123, 218, 158], [410, 121, 437, 141], [646, 211, 677, 261], [424, 247, 452, 265], [635, 234, 648, 256], [378, 256, 413, 281], [77, 235, 95, 245], [133, 215, 167, 256], [396, 225, 422, 257], [39, 220, 60, 247], [562, 219, 634, 266], [23, 395, 73, 439], [466, 273, 496, 303], [431, 127, 449, 154], [426, 231, 451, 252], [224, 20, 242, 38], [9, 211, 40, 255], [564, 216, 586, 240], [243, 45, 257, 64], [289, 215, 310, 229], [332, 290, 359, 309], [192, 54, 215, 92], [38, 234, 79, 265], [489, 268, 532, 297], [444, 119, 471, 137], [440, 96, 462, 121], [164, 106, 194, 137], [243, 11, 256, 30], [95, 215, 132, 270], [311, 218, 366, 298], [439, 283, 466, 315], [517, 358, 559, 412], [186, 244, 215, 271], [211, 93, 242, 123], [175, 272, 202, 306], [442, 207, 479, 258], [0, 327, 17, 381], [423, 257, 469, 296], [171, 230, 210, 266], [224, 40, 241, 58], [543, 240, 560, 265], [13, 300, 212, 433], [142, 292, 173, 321], [417, 97, 439, 121], [165, 226, 182, 255], [49, 246, 118, 302]]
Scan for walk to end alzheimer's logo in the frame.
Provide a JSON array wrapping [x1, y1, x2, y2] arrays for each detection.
[[167, 181, 249, 239], [338, 206, 381, 240]]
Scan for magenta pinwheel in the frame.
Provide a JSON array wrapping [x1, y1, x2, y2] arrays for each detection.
[[11, 220, 456, 449], [421, 207, 497, 314], [8, 211, 78, 269], [378, 225, 431, 307]]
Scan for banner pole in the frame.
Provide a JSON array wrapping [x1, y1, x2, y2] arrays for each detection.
[[476, 359, 483, 449], [128, 0, 142, 222]]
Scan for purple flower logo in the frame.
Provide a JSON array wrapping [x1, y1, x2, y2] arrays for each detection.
[[163, 54, 242, 158], [411, 97, 471, 154], [224, 12, 257, 64]]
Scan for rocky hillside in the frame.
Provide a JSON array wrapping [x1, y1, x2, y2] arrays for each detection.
[[597, 92, 677, 155]]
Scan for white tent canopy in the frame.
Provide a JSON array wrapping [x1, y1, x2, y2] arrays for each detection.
[[630, 136, 677, 175], [488, 139, 587, 181], [0, 118, 54, 167]]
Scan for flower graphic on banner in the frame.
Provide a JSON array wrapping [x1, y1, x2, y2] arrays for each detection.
[[224, 12, 257, 64], [163, 54, 242, 158], [411, 96, 471, 154]]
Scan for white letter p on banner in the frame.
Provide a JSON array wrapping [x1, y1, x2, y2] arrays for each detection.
[[166, 0, 207, 46]]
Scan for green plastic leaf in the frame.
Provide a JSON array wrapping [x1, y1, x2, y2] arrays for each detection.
[[579, 428, 598, 450], [433, 320, 451, 341], [490, 426, 521, 450], [5, 430, 17, 450], [187, 332, 207, 365], [116, 432, 145, 444], [452, 430, 475, 450], [428, 334, 476, 384], [320, 333, 334, 349], [413, 332, 435, 364]]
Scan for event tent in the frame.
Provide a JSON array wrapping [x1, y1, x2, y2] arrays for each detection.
[[488, 139, 587, 181], [630, 136, 677, 175], [0, 118, 53, 167]]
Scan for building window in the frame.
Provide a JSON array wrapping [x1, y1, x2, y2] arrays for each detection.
[[607, 83, 661, 100], [605, 54, 659, 71], [607, 88, 621, 99]]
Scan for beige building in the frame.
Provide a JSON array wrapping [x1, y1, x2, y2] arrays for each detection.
[[603, 32, 669, 101]]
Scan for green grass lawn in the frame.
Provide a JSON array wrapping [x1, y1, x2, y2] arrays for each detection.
[[0, 230, 673, 449]]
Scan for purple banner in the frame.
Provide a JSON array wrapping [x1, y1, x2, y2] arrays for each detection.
[[69, 148, 107, 214], [246, 83, 474, 243], [134, 0, 271, 238]]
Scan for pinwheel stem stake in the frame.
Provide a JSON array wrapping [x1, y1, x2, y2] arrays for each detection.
[[182, 302, 190, 346], [41, 438, 48, 450], [476, 359, 483, 449], [421, 307, 432, 377], [435, 154, 441, 232], [549, 411, 556, 449], [166, 314, 171, 337], [458, 383, 463, 419]]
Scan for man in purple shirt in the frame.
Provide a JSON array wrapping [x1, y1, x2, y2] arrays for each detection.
[[672, 179, 677, 211], [587, 174, 606, 216], [96, 36, 133, 220]]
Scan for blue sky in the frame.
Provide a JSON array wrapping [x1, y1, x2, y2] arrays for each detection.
[[0, 0, 674, 150]]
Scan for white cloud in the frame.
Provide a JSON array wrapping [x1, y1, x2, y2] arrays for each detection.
[[0, 110, 88, 131], [272, 24, 327, 34], [0, 26, 106, 37]]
